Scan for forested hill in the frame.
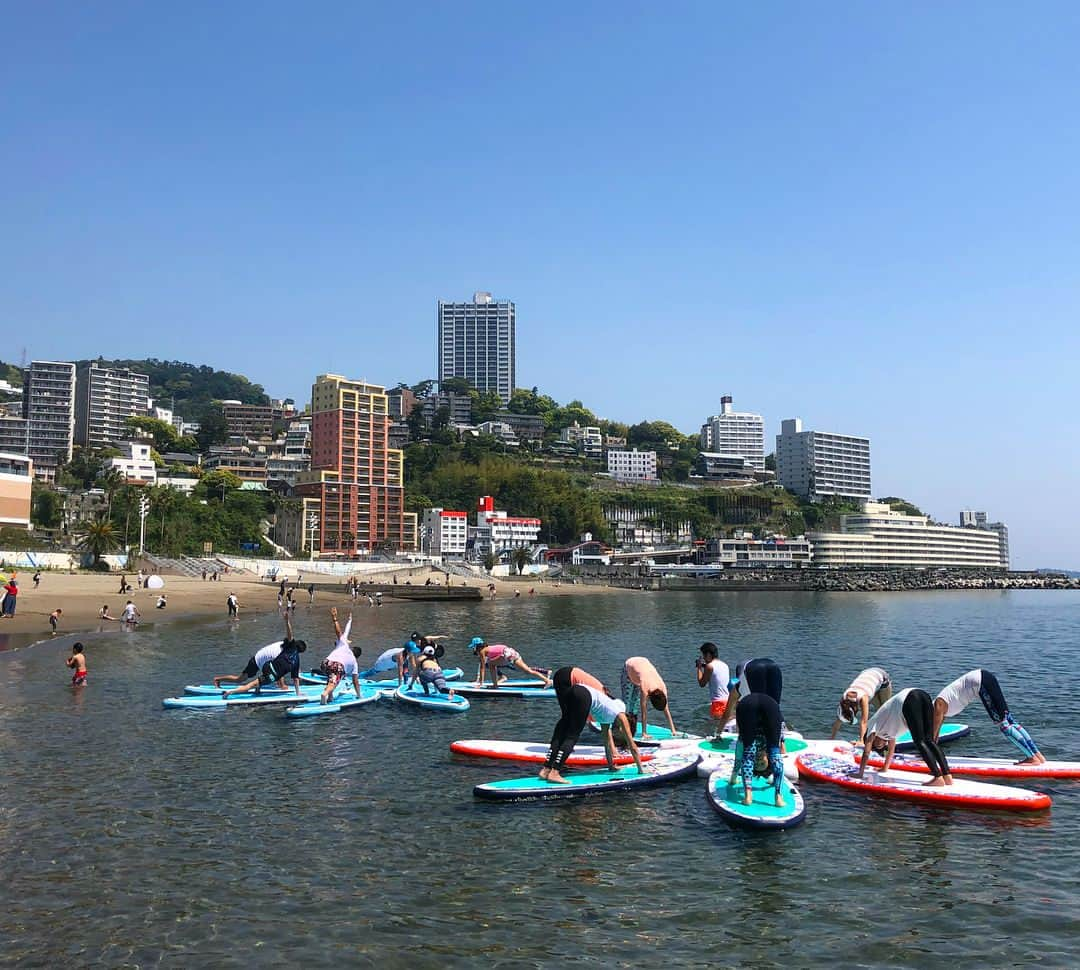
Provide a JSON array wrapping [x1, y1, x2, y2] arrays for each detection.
[[75, 358, 272, 421]]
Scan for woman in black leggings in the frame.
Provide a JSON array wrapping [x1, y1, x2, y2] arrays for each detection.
[[858, 687, 954, 787]]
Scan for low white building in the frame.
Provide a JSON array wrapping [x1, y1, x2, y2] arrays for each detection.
[[105, 440, 156, 485], [560, 422, 603, 460], [702, 533, 813, 567], [156, 475, 199, 494], [476, 421, 520, 446], [607, 449, 658, 483], [423, 507, 469, 559], [809, 502, 1007, 568], [472, 494, 541, 558]]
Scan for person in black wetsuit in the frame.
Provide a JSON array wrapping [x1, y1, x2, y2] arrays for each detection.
[[729, 692, 786, 807], [857, 687, 953, 787]]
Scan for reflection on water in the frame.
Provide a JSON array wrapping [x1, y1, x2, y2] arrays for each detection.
[[1, 590, 1079, 966]]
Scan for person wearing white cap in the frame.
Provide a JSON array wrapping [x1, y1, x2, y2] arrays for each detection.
[[470, 637, 551, 688]]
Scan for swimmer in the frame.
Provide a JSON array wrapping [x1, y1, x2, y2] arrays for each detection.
[[540, 684, 643, 784], [319, 607, 362, 705], [830, 667, 892, 744], [470, 638, 550, 688], [933, 670, 1045, 766], [731, 692, 786, 807], [858, 688, 954, 787], [621, 656, 677, 739], [696, 642, 730, 740], [66, 642, 87, 687]]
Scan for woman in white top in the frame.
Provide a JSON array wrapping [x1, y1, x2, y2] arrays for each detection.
[[540, 684, 643, 785], [858, 688, 953, 786], [830, 667, 892, 744], [934, 669, 1045, 765], [319, 608, 362, 705]]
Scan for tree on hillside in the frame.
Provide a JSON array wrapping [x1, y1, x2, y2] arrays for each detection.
[[195, 411, 229, 451], [125, 416, 178, 452], [878, 496, 924, 517]]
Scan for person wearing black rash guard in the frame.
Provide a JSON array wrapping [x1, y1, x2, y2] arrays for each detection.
[[717, 657, 782, 731], [858, 687, 954, 787], [223, 611, 307, 698], [729, 692, 786, 807], [540, 684, 642, 784]]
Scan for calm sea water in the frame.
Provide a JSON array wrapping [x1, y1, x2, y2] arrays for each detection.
[[2, 590, 1079, 968]]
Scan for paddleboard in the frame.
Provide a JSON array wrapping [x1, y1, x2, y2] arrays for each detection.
[[795, 753, 1052, 812], [300, 668, 464, 686], [163, 686, 362, 709], [285, 687, 382, 718], [395, 684, 470, 713], [585, 721, 701, 747], [706, 765, 806, 830], [859, 751, 1080, 780], [695, 736, 806, 780], [450, 739, 654, 767], [451, 682, 556, 699], [473, 751, 700, 801], [184, 683, 327, 697], [896, 722, 969, 751]]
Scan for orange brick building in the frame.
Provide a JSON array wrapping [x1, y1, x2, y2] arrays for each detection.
[[294, 375, 416, 556]]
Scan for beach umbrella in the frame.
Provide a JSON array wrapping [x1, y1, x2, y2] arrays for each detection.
[[146, 575, 165, 590]]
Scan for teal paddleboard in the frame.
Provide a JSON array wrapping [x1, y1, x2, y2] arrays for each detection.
[[897, 722, 969, 751], [395, 684, 470, 713], [285, 687, 382, 717], [706, 766, 806, 829], [451, 682, 556, 698], [473, 752, 700, 801]]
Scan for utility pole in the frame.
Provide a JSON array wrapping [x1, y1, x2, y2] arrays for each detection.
[[138, 493, 150, 556]]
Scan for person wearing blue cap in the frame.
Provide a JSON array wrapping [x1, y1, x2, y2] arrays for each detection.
[[470, 637, 551, 688]]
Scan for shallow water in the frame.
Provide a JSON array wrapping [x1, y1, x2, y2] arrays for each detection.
[[2, 590, 1079, 967]]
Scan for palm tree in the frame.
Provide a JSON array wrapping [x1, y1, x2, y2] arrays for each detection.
[[100, 467, 125, 517], [76, 515, 120, 566], [511, 546, 532, 576]]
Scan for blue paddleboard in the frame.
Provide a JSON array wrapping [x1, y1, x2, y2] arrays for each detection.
[[473, 751, 700, 801], [451, 681, 556, 699], [395, 683, 470, 713], [163, 686, 362, 709], [300, 667, 464, 686], [285, 686, 383, 718], [706, 765, 806, 830], [896, 722, 969, 751]]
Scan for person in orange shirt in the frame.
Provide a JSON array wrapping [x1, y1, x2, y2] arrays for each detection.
[[621, 656, 678, 739]]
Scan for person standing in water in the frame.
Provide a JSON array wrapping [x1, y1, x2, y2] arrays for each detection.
[[696, 642, 730, 740], [933, 670, 1045, 765], [66, 642, 88, 687], [858, 688, 954, 787], [830, 667, 892, 744], [621, 656, 678, 739], [319, 607, 362, 705]]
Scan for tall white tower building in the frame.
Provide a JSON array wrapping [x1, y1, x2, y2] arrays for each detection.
[[699, 396, 765, 471], [437, 292, 516, 403]]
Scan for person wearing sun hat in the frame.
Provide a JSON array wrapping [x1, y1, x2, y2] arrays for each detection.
[[470, 637, 551, 688]]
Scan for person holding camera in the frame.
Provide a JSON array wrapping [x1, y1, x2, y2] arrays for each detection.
[[696, 642, 731, 738]]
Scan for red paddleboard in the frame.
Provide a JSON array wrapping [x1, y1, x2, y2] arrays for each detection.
[[796, 753, 1051, 812], [859, 751, 1080, 781], [450, 739, 654, 767]]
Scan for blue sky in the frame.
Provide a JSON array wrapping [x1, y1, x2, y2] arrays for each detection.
[[4, 3, 1080, 567]]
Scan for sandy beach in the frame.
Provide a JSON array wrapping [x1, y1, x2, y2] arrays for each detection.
[[0, 565, 620, 648]]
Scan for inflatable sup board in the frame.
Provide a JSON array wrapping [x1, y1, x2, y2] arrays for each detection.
[[162, 690, 354, 709], [473, 751, 700, 801], [859, 751, 1080, 780], [585, 722, 701, 747], [450, 739, 654, 767], [450, 682, 556, 699], [395, 683, 470, 713], [896, 722, 969, 750], [695, 736, 807, 780], [300, 667, 464, 686], [706, 765, 806, 830], [285, 687, 382, 718], [796, 753, 1051, 812]]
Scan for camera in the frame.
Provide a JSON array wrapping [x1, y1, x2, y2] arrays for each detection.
[[695, 657, 705, 670]]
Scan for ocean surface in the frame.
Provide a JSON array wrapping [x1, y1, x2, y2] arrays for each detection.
[[2, 589, 1079, 968]]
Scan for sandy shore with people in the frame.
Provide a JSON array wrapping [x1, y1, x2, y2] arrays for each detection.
[[0, 565, 621, 646]]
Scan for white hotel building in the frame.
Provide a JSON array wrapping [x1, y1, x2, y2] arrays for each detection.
[[776, 417, 871, 502], [809, 502, 1008, 568], [471, 495, 541, 558], [607, 449, 658, 483], [699, 396, 765, 471], [422, 507, 469, 559]]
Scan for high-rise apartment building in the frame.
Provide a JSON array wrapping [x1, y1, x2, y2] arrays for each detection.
[[74, 363, 150, 449], [776, 417, 871, 502], [699, 396, 765, 471], [437, 292, 515, 402], [24, 361, 76, 482], [294, 374, 417, 556]]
